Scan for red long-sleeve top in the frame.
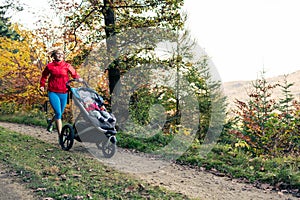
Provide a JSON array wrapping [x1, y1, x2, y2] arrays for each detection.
[[85, 103, 105, 112], [40, 60, 80, 93]]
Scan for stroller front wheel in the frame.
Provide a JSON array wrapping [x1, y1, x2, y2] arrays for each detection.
[[97, 139, 116, 158], [59, 124, 75, 151]]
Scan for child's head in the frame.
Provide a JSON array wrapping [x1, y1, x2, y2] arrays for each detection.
[[84, 97, 94, 105]]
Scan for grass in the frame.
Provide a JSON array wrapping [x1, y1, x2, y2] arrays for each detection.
[[177, 144, 300, 190], [0, 110, 48, 127], [0, 111, 299, 193], [0, 126, 190, 200], [117, 131, 173, 153]]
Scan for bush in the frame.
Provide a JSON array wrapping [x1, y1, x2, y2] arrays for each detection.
[[0, 101, 20, 114]]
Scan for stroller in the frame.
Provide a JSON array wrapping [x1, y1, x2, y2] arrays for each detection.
[[59, 79, 117, 158]]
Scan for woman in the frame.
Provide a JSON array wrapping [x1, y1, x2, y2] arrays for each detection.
[[40, 48, 82, 140]]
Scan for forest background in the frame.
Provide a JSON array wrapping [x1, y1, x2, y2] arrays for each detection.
[[0, 0, 299, 196]]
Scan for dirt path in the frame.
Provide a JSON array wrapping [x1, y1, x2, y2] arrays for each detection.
[[0, 163, 36, 200], [0, 121, 298, 200]]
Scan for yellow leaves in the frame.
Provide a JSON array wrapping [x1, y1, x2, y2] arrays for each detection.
[[52, 42, 64, 48], [0, 38, 19, 76], [0, 24, 47, 106], [234, 140, 250, 149]]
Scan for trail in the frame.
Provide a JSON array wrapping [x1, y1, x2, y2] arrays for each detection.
[[0, 122, 298, 200]]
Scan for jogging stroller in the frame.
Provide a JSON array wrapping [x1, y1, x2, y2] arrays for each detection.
[[59, 79, 117, 158]]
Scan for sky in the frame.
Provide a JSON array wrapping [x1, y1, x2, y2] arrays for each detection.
[[10, 0, 300, 82], [183, 0, 300, 82]]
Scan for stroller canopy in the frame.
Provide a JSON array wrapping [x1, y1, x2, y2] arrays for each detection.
[[71, 87, 104, 107]]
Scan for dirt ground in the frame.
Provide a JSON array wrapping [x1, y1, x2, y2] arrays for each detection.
[[0, 163, 36, 200], [0, 121, 299, 200]]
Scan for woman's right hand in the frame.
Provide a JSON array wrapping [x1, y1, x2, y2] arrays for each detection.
[[40, 87, 45, 92]]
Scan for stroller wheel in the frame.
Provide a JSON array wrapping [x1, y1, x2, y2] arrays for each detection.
[[97, 139, 116, 158], [59, 124, 74, 151]]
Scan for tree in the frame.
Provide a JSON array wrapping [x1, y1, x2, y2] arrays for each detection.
[[278, 75, 295, 124], [278, 76, 299, 154], [155, 27, 226, 140], [0, 0, 22, 40], [191, 57, 226, 142], [0, 1, 53, 111], [48, 0, 185, 97], [231, 72, 300, 156], [232, 72, 279, 155], [123, 26, 226, 146], [0, 25, 45, 108]]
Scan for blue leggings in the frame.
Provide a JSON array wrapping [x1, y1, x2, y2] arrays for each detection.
[[48, 92, 68, 120]]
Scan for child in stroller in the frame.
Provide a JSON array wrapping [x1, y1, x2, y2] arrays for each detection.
[[70, 86, 116, 130], [83, 96, 115, 124]]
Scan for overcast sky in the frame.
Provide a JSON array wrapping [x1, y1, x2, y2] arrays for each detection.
[[184, 0, 300, 82]]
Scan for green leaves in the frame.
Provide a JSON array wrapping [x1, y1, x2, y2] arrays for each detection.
[[231, 72, 300, 157], [0, 1, 22, 40]]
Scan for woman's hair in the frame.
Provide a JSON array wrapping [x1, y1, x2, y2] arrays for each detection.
[[50, 49, 64, 58]]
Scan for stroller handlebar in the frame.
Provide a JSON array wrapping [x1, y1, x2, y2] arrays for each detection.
[[66, 79, 89, 88]]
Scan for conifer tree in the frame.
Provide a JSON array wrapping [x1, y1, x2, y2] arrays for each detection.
[[232, 72, 280, 155], [278, 75, 295, 124]]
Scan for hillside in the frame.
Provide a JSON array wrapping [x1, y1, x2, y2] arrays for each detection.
[[223, 70, 300, 111]]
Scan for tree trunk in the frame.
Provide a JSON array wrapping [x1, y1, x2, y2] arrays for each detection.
[[102, 0, 120, 96]]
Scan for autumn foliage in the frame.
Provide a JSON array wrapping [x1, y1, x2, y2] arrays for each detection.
[[0, 26, 46, 108], [1, 1, 298, 160], [230, 74, 300, 157]]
